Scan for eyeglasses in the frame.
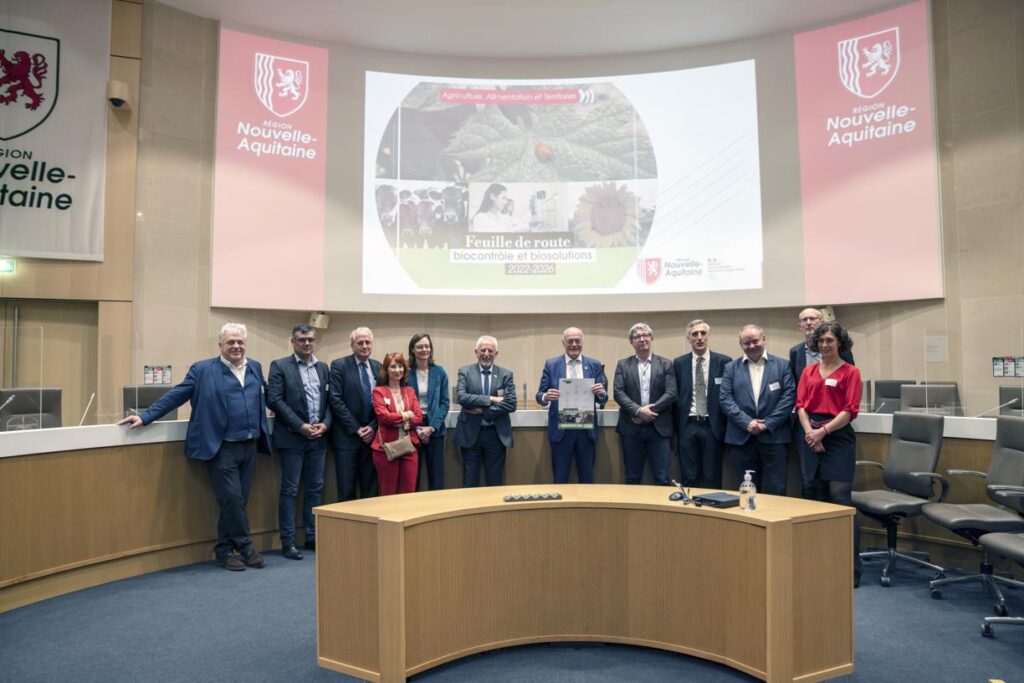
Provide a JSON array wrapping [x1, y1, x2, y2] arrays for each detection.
[[293, 338, 316, 344], [413, 344, 431, 350], [631, 333, 652, 340]]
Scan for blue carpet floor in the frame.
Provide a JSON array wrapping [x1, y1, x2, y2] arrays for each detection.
[[1, 552, 1021, 682]]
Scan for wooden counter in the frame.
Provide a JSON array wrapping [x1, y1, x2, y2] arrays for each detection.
[[315, 485, 854, 682]]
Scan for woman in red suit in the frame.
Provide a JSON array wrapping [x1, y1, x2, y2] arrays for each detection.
[[371, 352, 424, 495]]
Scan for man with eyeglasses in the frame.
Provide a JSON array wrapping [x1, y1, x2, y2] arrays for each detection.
[[267, 325, 331, 560], [613, 322, 677, 484], [117, 323, 271, 572], [329, 327, 382, 500], [788, 308, 854, 387]]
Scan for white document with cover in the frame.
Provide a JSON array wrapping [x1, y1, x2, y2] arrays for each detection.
[[557, 378, 595, 430]]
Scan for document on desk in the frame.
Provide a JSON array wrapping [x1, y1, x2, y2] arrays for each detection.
[[557, 378, 595, 430]]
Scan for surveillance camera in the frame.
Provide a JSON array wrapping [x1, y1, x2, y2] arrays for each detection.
[[106, 80, 132, 111]]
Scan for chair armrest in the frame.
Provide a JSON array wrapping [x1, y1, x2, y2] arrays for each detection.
[[946, 469, 986, 478], [990, 485, 1024, 503], [910, 471, 951, 503], [855, 460, 884, 470]]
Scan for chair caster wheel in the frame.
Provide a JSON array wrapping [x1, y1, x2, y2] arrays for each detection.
[[982, 623, 994, 638], [995, 604, 1008, 617], [930, 589, 942, 600], [880, 575, 891, 587]]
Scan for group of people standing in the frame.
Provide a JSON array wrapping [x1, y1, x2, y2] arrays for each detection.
[[119, 308, 861, 579]]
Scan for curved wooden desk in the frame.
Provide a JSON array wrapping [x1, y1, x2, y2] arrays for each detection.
[[314, 485, 854, 682]]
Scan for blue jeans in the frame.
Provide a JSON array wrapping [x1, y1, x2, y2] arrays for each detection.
[[278, 442, 326, 545]]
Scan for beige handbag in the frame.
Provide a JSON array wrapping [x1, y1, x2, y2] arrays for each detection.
[[381, 388, 415, 461]]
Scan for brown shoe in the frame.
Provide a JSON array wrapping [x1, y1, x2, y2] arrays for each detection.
[[216, 555, 246, 571], [240, 549, 265, 568]]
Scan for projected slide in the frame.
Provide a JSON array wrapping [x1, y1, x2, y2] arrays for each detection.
[[363, 64, 762, 296]]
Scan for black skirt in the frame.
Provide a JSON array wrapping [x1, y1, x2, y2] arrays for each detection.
[[798, 412, 856, 483]]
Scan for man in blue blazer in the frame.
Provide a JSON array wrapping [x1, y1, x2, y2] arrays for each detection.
[[536, 327, 608, 483], [720, 324, 797, 496], [454, 335, 517, 487], [267, 324, 331, 560], [118, 323, 271, 572], [672, 319, 731, 488], [613, 322, 677, 484], [328, 326, 381, 501]]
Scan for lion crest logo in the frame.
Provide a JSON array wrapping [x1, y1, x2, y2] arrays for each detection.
[[837, 27, 900, 99], [0, 29, 59, 141], [637, 257, 662, 286], [254, 52, 309, 117]]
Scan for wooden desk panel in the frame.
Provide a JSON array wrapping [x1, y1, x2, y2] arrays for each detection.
[[315, 486, 854, 683]]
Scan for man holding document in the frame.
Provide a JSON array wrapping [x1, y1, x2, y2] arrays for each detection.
[[536, 327, 608, 483]]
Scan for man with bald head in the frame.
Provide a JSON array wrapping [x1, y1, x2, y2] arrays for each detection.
[[720, 324, 796, 495], [788, 308, 854, 387], [536, 327, 608, 483], [329, 326, 382, 501]]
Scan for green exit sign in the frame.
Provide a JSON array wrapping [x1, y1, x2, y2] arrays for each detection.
[[0, 259, 15, 274]]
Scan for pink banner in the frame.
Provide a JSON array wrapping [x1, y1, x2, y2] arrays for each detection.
[[212, 29, 328, 309], [794, 1, 941, 303]]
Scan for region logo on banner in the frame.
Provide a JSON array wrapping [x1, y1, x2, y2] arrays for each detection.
[[253, 53, 308, 117], [0, 29, 59, 141], [212, 29, 328, 309], [837, 27, 900, 99], [793, 0, 941, 304]]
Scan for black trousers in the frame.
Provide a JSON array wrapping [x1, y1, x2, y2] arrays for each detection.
[[208, 440, 258, 559], [678, 418, 724, 488], [462, 426, 506, 487]]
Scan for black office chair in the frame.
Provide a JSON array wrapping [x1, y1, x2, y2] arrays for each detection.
[[980, 529, 1024, 637], [872, 380, 916, 414], [923, 416, 1024, 616], [852, 412, 948, 586]]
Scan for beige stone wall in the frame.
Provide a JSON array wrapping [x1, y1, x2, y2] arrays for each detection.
[[132, 0, 1024, 418]]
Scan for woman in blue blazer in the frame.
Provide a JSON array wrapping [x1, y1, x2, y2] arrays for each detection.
[[407, 332, 451, 490]]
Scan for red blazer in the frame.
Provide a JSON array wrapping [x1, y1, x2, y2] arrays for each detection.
[[370, 385, 424, 451]]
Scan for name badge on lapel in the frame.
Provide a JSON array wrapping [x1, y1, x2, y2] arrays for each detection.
[[768, 381, 781, 392], [714, 377, 722, 385], [825, 378, 839, 387]]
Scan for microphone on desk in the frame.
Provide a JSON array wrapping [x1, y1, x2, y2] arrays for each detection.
[[874, 401, 886, 413], [0, 395, 15, 412], [669, 479, 702, 507], [973, 398, 1019, 418], [79, 392, 96, 426]]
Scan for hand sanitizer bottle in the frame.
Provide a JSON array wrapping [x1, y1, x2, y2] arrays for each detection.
[[740, 470, 757, 512]]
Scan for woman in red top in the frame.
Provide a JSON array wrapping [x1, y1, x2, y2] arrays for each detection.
[[371, 352, 424, 495], [795, 320, 863, 585]]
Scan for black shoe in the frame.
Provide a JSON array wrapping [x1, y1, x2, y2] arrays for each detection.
[[240, 549, 265, 568], [304, 539, 315, 552], [282, 544, 303, 561], [216, 555, 246, 571]]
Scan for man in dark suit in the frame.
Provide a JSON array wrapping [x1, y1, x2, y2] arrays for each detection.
[[788, 308, 855, 499], [720, 324, 796, 496], [672, 319, 731, 488], [329, 326, 381, 501], [454, 335, 517, 486], [536, 327, 608, 484], [267, 324, 330, 560], [788, 307, 855, 386], [613, 322, 677, 485], [118, 323, 271, 572]]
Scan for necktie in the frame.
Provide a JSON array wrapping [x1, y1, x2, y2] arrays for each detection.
[[694, 356, 708, 417], [482, 369, 492, 396], [359, 362, 373, 409]]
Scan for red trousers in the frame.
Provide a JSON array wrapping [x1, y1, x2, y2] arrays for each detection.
[[372, 449, 419, 495]]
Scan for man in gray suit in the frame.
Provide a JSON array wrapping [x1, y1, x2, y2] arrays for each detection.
[[267, 324, 330, 560], [454, 335, 517, 487], [613, 322, 677, 484]]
